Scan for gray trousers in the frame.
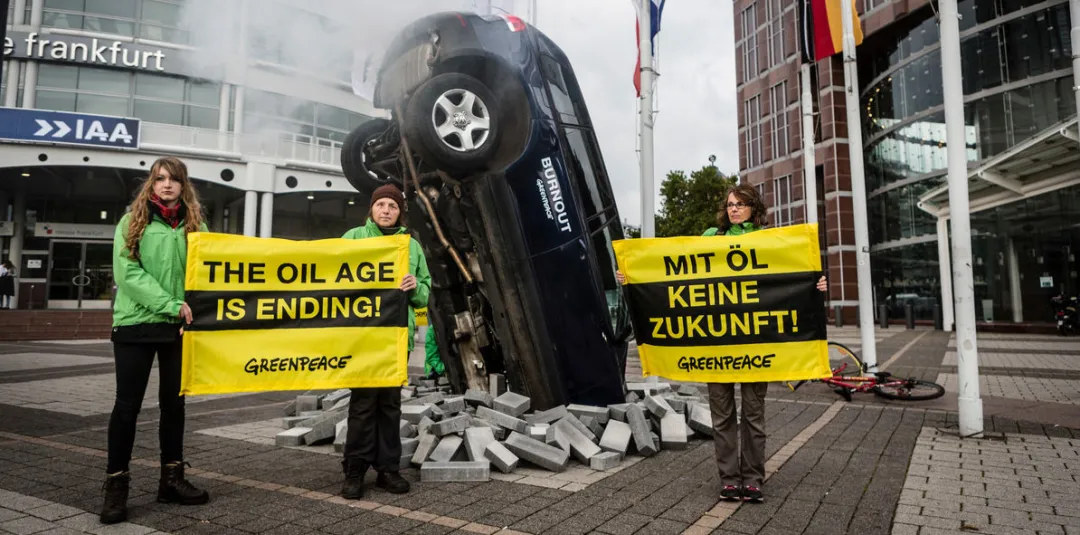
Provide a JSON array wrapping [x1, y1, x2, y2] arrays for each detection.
[[708, 382, 768, 488]]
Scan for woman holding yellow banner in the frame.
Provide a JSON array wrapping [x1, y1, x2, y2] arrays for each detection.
[[339, 184, 431, 499], [617, 184, 826, 504], [101, 157, 209, 525]]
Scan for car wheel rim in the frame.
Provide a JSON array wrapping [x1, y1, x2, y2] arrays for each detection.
[[432, 88, 491, 153]]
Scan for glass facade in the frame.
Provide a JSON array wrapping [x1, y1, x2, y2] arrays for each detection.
[[860, 0, 1078, 321], [243, 89, 371, 145], [42, 0, 189, 44]]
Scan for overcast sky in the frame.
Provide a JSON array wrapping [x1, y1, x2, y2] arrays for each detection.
[[520, 0, 738, 227]]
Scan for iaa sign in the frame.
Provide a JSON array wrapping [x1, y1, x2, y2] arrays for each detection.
[[0, 107, 141, 149]]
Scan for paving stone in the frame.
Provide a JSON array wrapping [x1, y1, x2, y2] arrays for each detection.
[[528, 425, 549, 442], [608, 403, 632, 422], [567, 404, 610, 425], [468, 416, 509, 440], [401, 437, 420, 456], [1, 516, 57, 534], [421, 462, 490, 482], [627, 382, 672, 396], [687, 402, 713, 436], [660, 395, 686, 413], [301, 407, 347, 445], [464, 427, 497, 462], [295, 395, 320, 413], [493, 392, 531, 418], [560, 412, 598, 442], [321, 389, 351, 409], [333, 420, 347, 453], [581, 415, 605, 438], [489, 373, 507, 396], [599, 419, 632, 457], [625, 404, 657, 456], [644, 395, 674, 418], [660, 413, 688, 450], [590, 451, 622, 471], [429, 404, 446, 421], [484, 442, 520, 473], [551, 424, 572, 453], [442, 396, 466, 415], [677, 384, 700, 396], [412, 434, 440, 466], [626, 392, 641, 403], [399, 420, 418, 439], [431, 414, 471, 437], [430, 435, 464, 462], [465, 389, 494, 408], [282, 416, 308, 429], [402, 404, 434, 424], [554, 419, 602, 464], [282, 400, 297, 416], [476, 406, 529, 433], [275, 427, 310, 447], [526, 405, 568, 425], [504, 431, 570, 472], [418, 416, 436, 436]]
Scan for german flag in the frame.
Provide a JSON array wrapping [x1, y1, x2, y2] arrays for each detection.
[[803, 0, 863, 61]]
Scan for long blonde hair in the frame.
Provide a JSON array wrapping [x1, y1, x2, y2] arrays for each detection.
[[125, 157, 205, 260]]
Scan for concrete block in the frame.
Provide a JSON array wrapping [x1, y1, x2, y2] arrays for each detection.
[[625, 405, 657, 457], [328, 397, 350, 412], [400, 420, 418, 439], [301, 408, 348, 445], [661, 413, 688, 450], [429, 404, 445, 422], [567, 404, 610, 425], [464, 427, 496, 462], [627, 382, 672, 396], [401, 387, 415, 402], [464, 389, 493, 408], [333, 420, 347, 452], [411, 434, 439, 466], [401, 437, 420, 456], [296, 395, 320, 413], [678, 384, 701, 396], [476, 406, 528, 434], [493, 391, 531, 418], [626, 392, 641, 403], [321, 389, 351, 409], [441, 396, 466, 415], [420, 379, 436, 389], [402, 404, 433, 424], [580, 415, 605, 438], [276, 427, 309, 447], [429, 435, 463, 462], [553, 419, 602, 464], [484, 442, 519, 473], [552, 425, 571, 453], [489, 373, 507, 396], [590, 451, 622, 471], [404, 392, 445, 406], [560, 412, 597, 442], [421, 461, 490, 482], [418, 416, 436, 436], [283, 400, 297, 417], [282, 416, 308, 429], [298, 410, 323, 418], [661, 395, 686, 413], [525, 405, 568, 425], [599, 420, 632, 457], [528, 425, 549, 442], [650, 432, 660, 451], [688, 403, 713, 436], [504, 431, 570, 472], [468, 418, 508, 441], [607, 403, 632, 422], [644, 395, 674, 419], [431, 414, 470, 437]]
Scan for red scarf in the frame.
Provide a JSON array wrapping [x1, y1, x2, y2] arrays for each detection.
[[149, 195, 183, 229]]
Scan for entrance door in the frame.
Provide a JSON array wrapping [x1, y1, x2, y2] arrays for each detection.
[[47, 240, 114, 309]]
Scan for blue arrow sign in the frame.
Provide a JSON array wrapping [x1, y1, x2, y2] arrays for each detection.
[[0, 107, 141, 149]]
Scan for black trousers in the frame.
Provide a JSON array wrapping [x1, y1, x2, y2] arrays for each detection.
[[344, 387, 402, 473], [106, 340, 185, 473]]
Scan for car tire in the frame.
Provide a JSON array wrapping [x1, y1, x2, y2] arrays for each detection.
[[405, 73, 500, 174], [341, 118, 396, 193]]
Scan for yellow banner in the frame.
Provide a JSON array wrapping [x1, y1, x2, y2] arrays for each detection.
[[181, 232, 411, 395], [612, 224, 831, 384], [415, 307, 428, 327]]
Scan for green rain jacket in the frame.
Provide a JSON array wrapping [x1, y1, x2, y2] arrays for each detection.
[[342, 219, 432, 352], [112, 212, 206, 327], [424, 323, 445, 376]]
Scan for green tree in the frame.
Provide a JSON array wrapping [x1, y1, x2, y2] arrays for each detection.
[[655, 165, 738, 237]]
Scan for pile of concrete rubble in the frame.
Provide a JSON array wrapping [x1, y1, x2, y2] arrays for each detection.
[[275, 376, 713, 482]]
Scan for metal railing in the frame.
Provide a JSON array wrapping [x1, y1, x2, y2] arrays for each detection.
[[139, 123, 343, 167]]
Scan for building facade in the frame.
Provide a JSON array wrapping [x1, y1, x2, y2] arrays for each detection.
[[2, 0, 380, 310], [735, 0, 1080, 326]]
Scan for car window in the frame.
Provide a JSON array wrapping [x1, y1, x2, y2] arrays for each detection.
[[540, 55, 580, 125], [563, 127, 617, 224], [591, 221, 630, 336]]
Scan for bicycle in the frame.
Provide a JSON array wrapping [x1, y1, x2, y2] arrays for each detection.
[[788, 341, 946, 401]]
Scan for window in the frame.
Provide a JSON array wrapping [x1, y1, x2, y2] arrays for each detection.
[[744, 95, 763, 168], [43, 0, 188, 44], [766, 0, 785, 66], [772, 175, 793, 226], [244, 89, 372, 146], [541, 56, 581, 125], [563, 127, 616, 226], [35, 64, 221, 128], [770, 82, 789, 160], [740, 5, 758, 81]]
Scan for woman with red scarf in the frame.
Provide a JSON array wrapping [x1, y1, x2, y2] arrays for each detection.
[[100, 157, 209, 524]]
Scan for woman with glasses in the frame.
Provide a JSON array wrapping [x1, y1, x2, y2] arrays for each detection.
[[617, 184, 826, 504]]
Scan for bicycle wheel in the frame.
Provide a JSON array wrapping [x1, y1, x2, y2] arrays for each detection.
[[828, 341, 863, 377], [872, 379, 945, 401]]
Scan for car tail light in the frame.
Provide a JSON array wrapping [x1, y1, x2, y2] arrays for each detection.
[[500, 14, 527, 32]]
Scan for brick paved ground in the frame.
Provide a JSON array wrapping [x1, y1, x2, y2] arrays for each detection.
[[1, 327, 1078, 535]]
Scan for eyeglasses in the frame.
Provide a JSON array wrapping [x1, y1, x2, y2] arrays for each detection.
[[726, 202, 751, 209]]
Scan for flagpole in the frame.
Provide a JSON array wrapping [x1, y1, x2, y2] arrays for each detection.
[[839, 0, 878, 369], [638, 0, 656, 238], [939, 0, 983, 438], [801, 63, 817, 224]]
